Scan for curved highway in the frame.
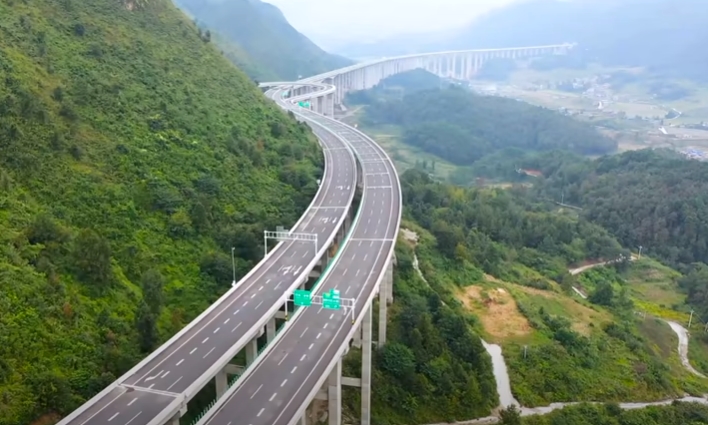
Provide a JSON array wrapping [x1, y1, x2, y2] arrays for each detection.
[[57, 97, 358, 425], [196, 43, 576, 425], [197, 93, 402, 425], [60, 42, 572, 425]]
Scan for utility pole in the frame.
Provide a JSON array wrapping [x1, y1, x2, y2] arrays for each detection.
[[638, 245, 643, 259], [231, 247, 236, 286], [689, 310, 694, 329]]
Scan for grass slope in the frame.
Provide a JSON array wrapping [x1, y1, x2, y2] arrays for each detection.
[[0, 0, 322, 423]]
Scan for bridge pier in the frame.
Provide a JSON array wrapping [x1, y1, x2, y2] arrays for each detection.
[[215, 369, 228, 398], [328, 359, 342, 425], [266, 318, 276, 343], [361, 302, 373, 425], [170, 413, 180, 425], [351, 322, 362, 348], [245, 337, 258, 365]]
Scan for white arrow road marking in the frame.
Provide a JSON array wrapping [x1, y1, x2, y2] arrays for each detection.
[[144, 370, 164, 382]]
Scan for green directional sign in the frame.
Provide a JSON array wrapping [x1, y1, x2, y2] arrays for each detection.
[[297, 101, 311, 108], [323, 289, 341, 310], [293, 289, 311, 307]]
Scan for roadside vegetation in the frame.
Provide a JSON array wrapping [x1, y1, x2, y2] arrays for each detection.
[[507, 401, 708, 425], [345, 169, 708, 423]]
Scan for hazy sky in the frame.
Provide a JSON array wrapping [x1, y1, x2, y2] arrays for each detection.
[[267, 0, 521, 44]]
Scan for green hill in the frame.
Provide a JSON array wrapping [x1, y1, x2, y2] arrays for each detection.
[[0, 0, 322, 423], [350, 78, 617, 166], [175, 0, 353, 81]]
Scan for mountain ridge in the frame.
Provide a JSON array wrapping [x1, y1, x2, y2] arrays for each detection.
[[334, 0, 708, 82], [176, 0, 353, 80]]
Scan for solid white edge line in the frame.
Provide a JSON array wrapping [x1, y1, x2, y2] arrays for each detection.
[[192, 107, 371, 425], [284, 127, 402, 425]]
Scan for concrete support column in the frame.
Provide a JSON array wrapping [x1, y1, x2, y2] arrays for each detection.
[[378, 282, 387, 346], [245, 338, 257, 365], [170, 414, 180, 425], [361, 304, 372, 425], [266, 318, 276, 343], [352, 322, 362, 348], [215, 369, 228, 398], [328, 359, 342, 425], [386, 260, 394, 304]]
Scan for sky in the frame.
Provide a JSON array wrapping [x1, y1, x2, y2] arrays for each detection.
[[266, 0, 522, 46]]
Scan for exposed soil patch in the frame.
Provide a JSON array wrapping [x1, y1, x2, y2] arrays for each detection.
[[458, 285, 532, 340], [29, 413, 62, 425]]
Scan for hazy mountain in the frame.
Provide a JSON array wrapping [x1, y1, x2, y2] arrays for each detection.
[[335, 0, 708, 81], [175, 0, 353, 80]]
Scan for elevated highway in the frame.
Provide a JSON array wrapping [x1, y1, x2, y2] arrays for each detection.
[[58, 43, 572, 425], [198, 43, 573, 425], [196, 101, 400, 425]]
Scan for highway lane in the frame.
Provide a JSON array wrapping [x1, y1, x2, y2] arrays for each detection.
[[200, 114, 401, 425], [62, 112, 358, 425]]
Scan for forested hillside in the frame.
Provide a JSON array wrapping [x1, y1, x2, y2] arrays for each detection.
[[175, 0, 352, 80], [535, 149, 708, 323], [0, 0, 322, 423], [343, 168, 705, 425], [350, 84, 617, 165]]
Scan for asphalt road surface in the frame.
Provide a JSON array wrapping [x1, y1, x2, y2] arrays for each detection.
[[62, 96, 357, 425], [201, 112, 400, 425]]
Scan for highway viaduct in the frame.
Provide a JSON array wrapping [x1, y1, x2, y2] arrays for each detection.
[[56, 42, 573, 425]]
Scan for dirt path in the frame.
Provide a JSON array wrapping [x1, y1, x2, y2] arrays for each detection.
[[666, 321, 706, 378]]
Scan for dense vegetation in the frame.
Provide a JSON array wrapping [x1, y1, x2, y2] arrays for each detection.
[[403, 169, 627, 279], [350, 83, 617, 165], [507, 401, 708, 425], [175, 0, 352, 81], [397, 169, 702, 408], [0, 1, 323, 423], [535, 149, 708, 320]]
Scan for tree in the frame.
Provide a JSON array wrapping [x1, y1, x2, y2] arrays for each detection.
[[589, 281, 614, 306], [499, 405, 522, 425], [141, 269, 165, 316], [136, 302, 157, 353], [73, 229, 113, 290]]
